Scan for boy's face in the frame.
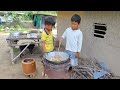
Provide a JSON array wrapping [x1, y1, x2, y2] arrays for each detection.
[[71, 21, 79, 30], [45, 24, 52, 31]]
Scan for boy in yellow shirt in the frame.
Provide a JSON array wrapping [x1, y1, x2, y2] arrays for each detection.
[[41, 17, 55, 55]]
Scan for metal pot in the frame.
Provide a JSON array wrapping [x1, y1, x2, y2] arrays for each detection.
[[43, 51, 70, 65], [10, 31, 22, 37]]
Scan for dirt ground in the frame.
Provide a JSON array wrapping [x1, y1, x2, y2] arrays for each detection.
[[0, 28, 57, 79], [1, 31, 120, 79], [0, 32, 46, 79]]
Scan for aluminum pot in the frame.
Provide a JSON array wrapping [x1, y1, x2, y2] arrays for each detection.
[[43, 51, 70, 65], [10, 31, 23, 37]]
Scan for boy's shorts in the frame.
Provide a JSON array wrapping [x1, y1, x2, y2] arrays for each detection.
[[65, 50, 78, 67]]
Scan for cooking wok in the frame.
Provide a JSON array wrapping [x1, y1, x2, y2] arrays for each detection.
[[43, 51, 70, 64]]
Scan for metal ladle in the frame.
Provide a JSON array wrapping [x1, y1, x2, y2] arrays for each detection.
[[57, 41, 61, 56]]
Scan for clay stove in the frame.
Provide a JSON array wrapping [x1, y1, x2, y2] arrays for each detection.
[[42, 58, 71, 79]]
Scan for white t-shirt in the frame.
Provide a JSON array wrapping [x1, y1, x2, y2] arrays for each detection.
[[62, 27, 83, 52]]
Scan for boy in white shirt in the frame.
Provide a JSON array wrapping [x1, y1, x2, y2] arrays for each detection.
[[59, 14, 83, 68]]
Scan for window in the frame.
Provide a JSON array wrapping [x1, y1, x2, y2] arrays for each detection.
[[94, 23, 107, 38]]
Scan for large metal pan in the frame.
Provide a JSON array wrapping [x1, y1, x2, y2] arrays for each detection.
[[43, 51, 70, 64]]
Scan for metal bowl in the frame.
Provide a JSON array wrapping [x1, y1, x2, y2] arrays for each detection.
[[10, 31, 23, 37], [44, 51, 69, 64]]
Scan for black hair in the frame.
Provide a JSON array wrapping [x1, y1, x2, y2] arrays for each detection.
[[45, 17, 55, 26], [71, 14, 81, 24]]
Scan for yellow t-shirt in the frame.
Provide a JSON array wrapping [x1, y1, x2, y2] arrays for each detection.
[[41, 30, 54, 52]]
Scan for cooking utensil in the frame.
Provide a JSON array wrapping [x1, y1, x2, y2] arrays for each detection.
[[57, 39, 63, 56], [10, 31, 21, 36], [57, 41, 61, 56], [44, 51, 69, 64], [10, 31, 22, 39]]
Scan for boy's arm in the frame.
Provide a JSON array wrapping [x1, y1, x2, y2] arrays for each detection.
[[41, 32, 47, 55], [77, 32, 83, 53], [75, 32, 83, 58], [59, 37, 63, 46], [59, 29, 67, 45], [42, 41, 46, 55]]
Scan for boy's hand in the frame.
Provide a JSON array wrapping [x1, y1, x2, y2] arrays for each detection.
[[59, 37, 63, 46], [75, 52, 80, 58]]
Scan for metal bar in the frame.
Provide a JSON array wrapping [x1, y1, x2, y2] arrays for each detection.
[[12, 42, 31, 62]]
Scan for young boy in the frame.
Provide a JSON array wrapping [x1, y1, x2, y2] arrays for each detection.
[[59, 14, 83, 68], [41, 17, 55, 55]]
